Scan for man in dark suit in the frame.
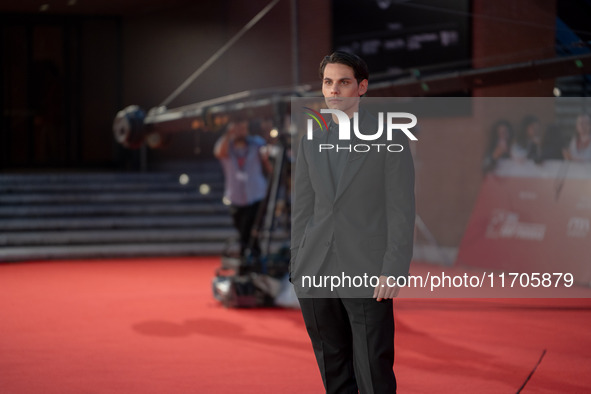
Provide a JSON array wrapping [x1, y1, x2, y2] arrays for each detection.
[[290, 51, 415, 393]]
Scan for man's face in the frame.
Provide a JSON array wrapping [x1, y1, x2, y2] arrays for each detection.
[[322, 63, 368, 117], [230, 121, 248, 141]]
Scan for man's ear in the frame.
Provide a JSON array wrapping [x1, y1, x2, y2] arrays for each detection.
[[358, 79, 368, 96]]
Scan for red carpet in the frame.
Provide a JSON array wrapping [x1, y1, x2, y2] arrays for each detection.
[[1, 257, 590, 393]]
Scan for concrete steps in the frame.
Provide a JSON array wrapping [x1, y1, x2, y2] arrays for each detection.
[[0, 165, 245, 261], [0, 215, 233, 231], [0, 242, 230, 262]]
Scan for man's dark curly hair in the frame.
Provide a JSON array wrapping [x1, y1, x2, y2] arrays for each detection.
[[319, 51, 369, 84]]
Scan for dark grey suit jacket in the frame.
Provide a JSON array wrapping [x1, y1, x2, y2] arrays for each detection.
[[290, 110, 415, 297]]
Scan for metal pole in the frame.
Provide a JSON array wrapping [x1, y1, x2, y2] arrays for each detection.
[[290, 0, 299, 86], [160, 0, 282, 108]]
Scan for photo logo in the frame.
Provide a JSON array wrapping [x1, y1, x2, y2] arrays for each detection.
[[303, 107, 329, 132], [303, 108, 418, 153]]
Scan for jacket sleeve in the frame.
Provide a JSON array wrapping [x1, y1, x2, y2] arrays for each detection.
[[381, 132, 415, 278], [290, 135, 316, 267]]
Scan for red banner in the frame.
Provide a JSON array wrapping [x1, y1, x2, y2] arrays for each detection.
[[456, 160, 591, 285]]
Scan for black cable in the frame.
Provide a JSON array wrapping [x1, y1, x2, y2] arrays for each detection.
[[516, 349, 547, 394]]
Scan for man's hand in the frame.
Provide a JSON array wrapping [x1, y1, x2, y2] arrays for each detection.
[[373, 275, 400, 301]]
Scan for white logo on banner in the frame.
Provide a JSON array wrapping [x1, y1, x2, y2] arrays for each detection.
[[567, 217, 589, 238], [486, 210, 546, 241]]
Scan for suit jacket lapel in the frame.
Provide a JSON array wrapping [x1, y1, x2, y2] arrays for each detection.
[[334, 109, 377, 203], [334, 144, 368, 202], [333, 133, 368, 203], [312, 129, 336, 201]]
